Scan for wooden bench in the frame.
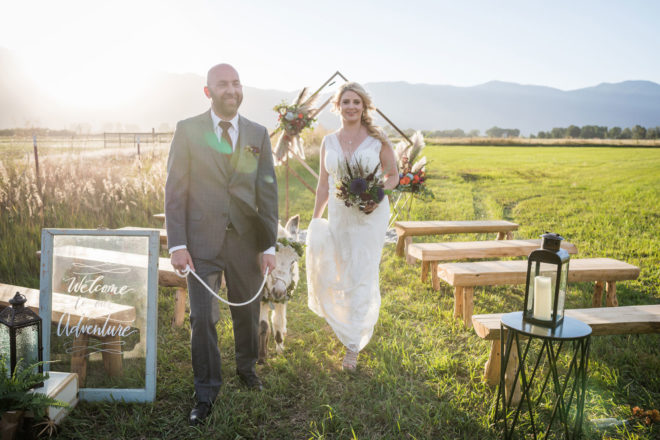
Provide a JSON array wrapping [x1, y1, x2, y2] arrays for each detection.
[[38, 246, 188, 327], [395, 220, 519, 263], [0, 283, 136, 385], [435, 258, 640, 327], [118, 226, 167, 246], [472, 305, 660, 403], [409, 239, 578, 289]]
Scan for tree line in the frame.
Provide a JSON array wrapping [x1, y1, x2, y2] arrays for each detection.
[[396, 125, 660, 140], [533, 125, 660, 140], [417, 127, 521, 138], [0, 128, 77, 137]]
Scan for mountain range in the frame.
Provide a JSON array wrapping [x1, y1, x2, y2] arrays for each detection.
[[2, 47, 659, 135]]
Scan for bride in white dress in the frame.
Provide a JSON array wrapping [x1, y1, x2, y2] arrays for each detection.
[[306, 82, 398, 371]]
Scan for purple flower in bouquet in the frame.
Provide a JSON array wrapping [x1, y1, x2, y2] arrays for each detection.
[[375, 186, 385, 202], [335, 158, 390, 215], [349, 178, 367, 195]]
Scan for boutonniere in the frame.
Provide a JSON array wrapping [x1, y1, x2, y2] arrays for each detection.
[[245, 145, 260, 157]]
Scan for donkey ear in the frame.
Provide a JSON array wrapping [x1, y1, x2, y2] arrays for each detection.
[[277, 223, 287, 238], [285, 215, 300, 238]]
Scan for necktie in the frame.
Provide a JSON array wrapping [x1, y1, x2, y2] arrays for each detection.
[[218, 121, 233, 152]]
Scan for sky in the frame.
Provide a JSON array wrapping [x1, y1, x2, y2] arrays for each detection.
[[2, 0, 659, 107]]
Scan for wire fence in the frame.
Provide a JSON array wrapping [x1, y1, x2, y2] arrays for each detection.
[[0, 132, 174, 150]]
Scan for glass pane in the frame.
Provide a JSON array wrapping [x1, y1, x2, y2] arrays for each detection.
[[526, 262, 535, 314], [557, 264, 569, 320], [15, 325, 39, 373], [50, 234, 149, 389], [0, 325, 10, 375], [534, 263, 558, 321]]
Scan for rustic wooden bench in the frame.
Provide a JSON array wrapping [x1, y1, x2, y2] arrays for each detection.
[[435, 258, 640, 327], [409, 239, 578, 289], [118, 226, 167, 246], [471, 305, 660, 404], [0, 283, 136, 385], [38, 246, 188, 327], [394, 220, 519, 263]]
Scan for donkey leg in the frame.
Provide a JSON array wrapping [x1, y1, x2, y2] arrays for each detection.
[[272, 302, 288, 355], [257, 302, 270, 364]]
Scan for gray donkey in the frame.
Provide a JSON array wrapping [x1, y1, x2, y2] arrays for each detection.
[[258, 215, 303, 364]]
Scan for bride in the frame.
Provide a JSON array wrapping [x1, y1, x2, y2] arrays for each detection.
[[306, 82, 398, 371]]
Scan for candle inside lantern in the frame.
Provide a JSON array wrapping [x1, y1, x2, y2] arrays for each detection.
[[533, 275, 552, 320]]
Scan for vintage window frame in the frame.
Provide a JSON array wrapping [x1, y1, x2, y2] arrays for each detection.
[[39, 228, 159, 402]]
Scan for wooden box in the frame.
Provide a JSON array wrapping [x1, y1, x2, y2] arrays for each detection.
[[30, 372, 79, 424]]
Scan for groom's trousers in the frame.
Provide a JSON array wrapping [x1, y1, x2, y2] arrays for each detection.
[[186, 226, 262, 404]]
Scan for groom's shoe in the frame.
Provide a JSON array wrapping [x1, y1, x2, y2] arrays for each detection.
[[237, 371, 263, 391], [189, 401, 212, 426]]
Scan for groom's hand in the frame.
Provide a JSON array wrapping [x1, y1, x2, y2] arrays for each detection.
[[171, 249, 195, 273], [261, 254, 276, 275]]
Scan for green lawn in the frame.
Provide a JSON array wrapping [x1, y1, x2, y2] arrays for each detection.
[[0, 145, 658, 439]]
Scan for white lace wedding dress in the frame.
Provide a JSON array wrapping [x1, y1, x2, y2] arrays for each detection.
[[307, 133, 389, 352]]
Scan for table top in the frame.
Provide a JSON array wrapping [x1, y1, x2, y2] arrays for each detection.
[[501, 311, 592, 340]]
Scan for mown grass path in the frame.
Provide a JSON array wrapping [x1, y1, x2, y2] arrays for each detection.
[[0, 145, 658, 439]]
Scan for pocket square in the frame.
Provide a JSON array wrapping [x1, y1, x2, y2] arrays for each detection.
[[245, 145, 260, 157]]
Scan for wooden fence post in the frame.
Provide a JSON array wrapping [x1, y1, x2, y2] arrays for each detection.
[[32, 135, 41, 190], [33, 135, 44, 218]]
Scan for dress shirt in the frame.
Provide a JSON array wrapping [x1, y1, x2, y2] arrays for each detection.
[[169, 110, 275, 256], [210, 110, 239, 151]]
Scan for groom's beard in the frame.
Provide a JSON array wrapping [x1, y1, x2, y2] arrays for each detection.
[[210, 89, 243, 119]]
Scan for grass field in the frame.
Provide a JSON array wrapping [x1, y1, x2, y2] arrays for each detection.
[[0, 144, 658, 439]]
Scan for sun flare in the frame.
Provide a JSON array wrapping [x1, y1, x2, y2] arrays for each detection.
[[24, 56, 149, 109]]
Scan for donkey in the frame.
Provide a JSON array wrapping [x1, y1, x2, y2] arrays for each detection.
[[258, 215, 303, 364]]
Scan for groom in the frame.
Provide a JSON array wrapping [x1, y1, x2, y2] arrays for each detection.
[[165, 63, 278, 425]]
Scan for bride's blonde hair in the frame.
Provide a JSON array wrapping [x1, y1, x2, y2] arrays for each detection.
[[332, 82, 389, 147]]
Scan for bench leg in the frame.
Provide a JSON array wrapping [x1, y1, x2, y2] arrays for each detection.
[[395, 235, 406, 257], [606, 281, 618, 307], [592, 281, 604, 307], [421, 261, 429, 282], [101, 335, 123, 377], [453, 287, 464, 319], [505, 231, 513, 240], [70, 334, 89, 386], [484, 340, 501, 386], [405, 244, 417, 266], [403, 237, 413, 263], [504, 337, 522, 406], [173, 287, 188, 327], [496, 231, 505, 240], [431, 263, 441, 291], [462, 287, 474, 328]]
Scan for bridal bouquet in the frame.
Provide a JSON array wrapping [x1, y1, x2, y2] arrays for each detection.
[[273, 88, 318, 164], [394, 131, 434, 199], [335, 159, 387, 214]]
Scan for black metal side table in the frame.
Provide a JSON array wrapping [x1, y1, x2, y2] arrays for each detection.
[[493, 311, 591, 439]]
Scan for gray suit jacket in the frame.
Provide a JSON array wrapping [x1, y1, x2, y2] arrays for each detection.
[[165, 110, 278, 259]]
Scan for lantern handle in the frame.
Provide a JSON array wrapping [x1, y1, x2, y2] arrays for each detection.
[[8, 292, 27, 307]]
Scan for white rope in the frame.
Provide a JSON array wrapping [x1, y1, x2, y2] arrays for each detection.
[[175, 264, 269, 307]]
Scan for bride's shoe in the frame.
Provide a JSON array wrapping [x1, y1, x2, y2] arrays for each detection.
[[342, 349, 358, 372]]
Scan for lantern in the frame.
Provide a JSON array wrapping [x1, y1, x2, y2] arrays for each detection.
[[522, 233, 570, 328], [0, 292, 43, 379]]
